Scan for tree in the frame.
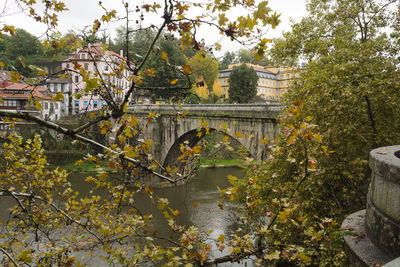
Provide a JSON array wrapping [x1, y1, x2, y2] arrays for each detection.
[[219, 51, 237, 70], [0, 0, 281, 266], [228, 63, 258, 103], [187, 53, 219, 97], [226, 0, 400, 265], [41, 31, 83, 61], [141, 33, 190, 101], [236, 48, 253, 63], [0, 29, 45, 76]]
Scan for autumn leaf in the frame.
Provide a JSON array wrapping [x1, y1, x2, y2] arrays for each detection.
[[161, 51, 169, 61], [51, 92, 64, 101], [182, 64, 192, 75], [74, 159, 84, 166], [144, 68, 156, 77], [170, 79, 178, 85], [264, 250, 280, 260], [18, 57, 26, 68]]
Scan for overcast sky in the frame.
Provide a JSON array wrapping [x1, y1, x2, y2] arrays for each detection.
[[3, 0, 308, 57]]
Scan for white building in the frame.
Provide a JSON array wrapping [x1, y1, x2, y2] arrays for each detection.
[[61, 43, 134, 114]]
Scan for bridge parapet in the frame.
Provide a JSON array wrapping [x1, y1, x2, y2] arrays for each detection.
[[128, 103, 281, 117]]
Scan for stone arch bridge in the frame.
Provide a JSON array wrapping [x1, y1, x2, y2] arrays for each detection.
[[128, 103, 281, 171]]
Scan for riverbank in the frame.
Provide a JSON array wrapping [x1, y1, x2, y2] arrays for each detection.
[[46, 150, 250, 173], [199, 158, 248, 168]]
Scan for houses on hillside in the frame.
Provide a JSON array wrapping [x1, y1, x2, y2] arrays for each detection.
[[0, 79, 61, 122], [61, 43, 133, 114], [215, 64, 297, 100], [0, 43, 135, 126]]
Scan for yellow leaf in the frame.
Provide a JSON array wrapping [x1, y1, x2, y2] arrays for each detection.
[[161, 51, 169, 61], [298, 253, 312, 262], [0, 61, 5, 68], [314, 133, 322, 142], [34, 100, 42, 110], [264, 250, 280, 260], [10, 71, 21, 82], [170, 79, 178, 85], [131, 75, 143, 86], [169, 208, 180, 216], [51, 92, 64, 101], [235, 132, 243, 138], [74, 160, 84, 166]]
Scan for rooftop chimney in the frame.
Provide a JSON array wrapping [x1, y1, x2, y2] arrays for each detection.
[[120, 50, 123, 57]]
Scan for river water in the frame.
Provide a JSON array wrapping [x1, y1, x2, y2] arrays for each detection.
[[0, 167, 256, 266]]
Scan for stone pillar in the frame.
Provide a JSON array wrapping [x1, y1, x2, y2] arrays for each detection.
[[342, 145, 400, 266], [366, 146, 400, 257]]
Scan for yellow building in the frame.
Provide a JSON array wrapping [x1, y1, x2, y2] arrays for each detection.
[[215, 64, 297, 100]]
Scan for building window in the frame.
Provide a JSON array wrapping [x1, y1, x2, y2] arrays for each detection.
[[75, 76, 79, 83], [104, 65, 109, 72], [44, 102, 49, 110], [84, 63, 89, 70]]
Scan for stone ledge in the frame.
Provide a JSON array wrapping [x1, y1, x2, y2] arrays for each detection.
[[370, 146, 400, 185], [342, 210, 393, 266], [365, 196, 400, 257], [383, 257, 400, 267]]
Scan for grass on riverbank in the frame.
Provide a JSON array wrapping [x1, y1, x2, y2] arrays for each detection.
[[61, 160, 110, 174], [199, 158, 247, 167]]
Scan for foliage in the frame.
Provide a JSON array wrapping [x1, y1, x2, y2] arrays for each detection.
[[141, 34, 190, 101], [188, 53, 219, 97], [0, 0, 282, 265], [199, 131, 249, 166], [228, 64, 258, 103], [219, 49, 272, 70], [184, 93, 201, 104], [0, 29, 45, 77], [225, 0, 400, 265], [219, 51, 237, 70], [42, 32, 83, 61]]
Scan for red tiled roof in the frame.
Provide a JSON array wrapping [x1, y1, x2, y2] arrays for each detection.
[[0, 82, 52, 100], [67, 43, 131, 63]]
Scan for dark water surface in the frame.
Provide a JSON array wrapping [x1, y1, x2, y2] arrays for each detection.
[[1, 167, 256, 266]]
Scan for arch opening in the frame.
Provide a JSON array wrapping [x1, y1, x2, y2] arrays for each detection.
[[163, 128, 252, 175]]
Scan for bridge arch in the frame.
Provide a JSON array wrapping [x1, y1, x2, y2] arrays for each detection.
[[163, 128, 253, 173]]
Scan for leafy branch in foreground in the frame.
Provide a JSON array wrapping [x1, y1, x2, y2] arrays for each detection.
[[0, 0, 284, 266]]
